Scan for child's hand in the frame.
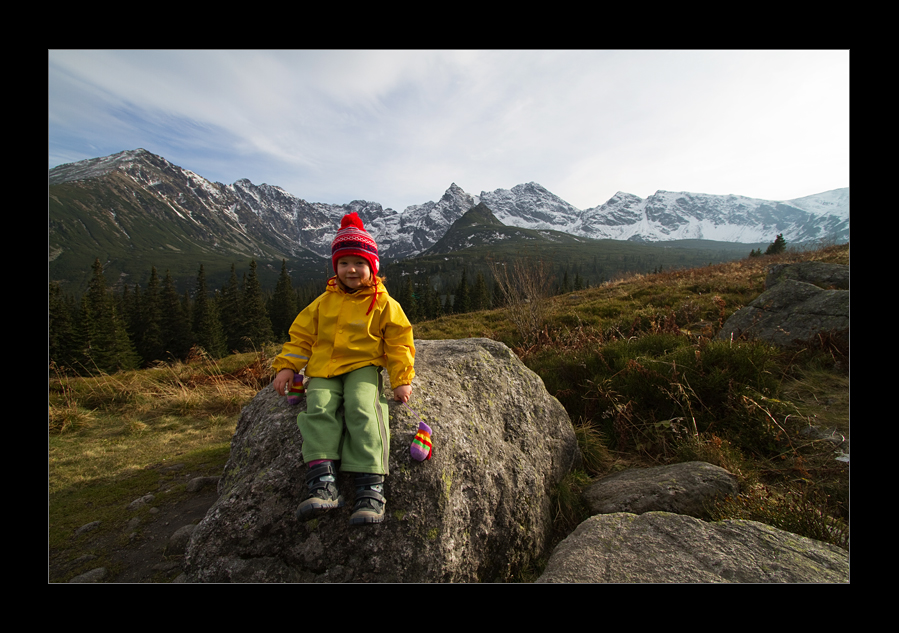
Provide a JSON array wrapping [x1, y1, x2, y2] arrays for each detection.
[[393, 384, 412, 403], [273, 369, 295, 397]]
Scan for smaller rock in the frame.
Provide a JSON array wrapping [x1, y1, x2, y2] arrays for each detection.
[[74, 521, 101, 537], [69, 567, 107, 583], [166, 524, 196, 556], [128, 494, 155, 511], [583, 461, 738, 520], [537, 512, 849, 583], [186, 476, 218, 493]]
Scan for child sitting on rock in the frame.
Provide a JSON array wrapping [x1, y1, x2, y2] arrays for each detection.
[[272, 213, 415, 525]]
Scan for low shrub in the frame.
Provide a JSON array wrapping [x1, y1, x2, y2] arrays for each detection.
[[711, 483, 849, 550]]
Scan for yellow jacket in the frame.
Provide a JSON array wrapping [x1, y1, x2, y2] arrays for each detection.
[[273, 278, 415, 387]]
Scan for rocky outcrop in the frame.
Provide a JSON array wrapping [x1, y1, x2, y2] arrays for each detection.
[[765, 261, 849, 290], [183, 338, 581, 583], [583, 461, 739, 520], [717, 262, 849, 348], [537, 511, 849, 583]]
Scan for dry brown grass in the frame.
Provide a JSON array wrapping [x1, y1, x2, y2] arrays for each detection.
[[48, 346, 278, 498]]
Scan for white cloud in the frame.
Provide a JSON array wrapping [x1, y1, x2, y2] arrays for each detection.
[[48, 50, 849, 211]]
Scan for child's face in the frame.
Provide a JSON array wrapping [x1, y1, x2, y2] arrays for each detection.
[[336, 256, 371, 290]]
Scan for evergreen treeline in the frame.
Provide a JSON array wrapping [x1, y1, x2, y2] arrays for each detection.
[[51, 241, 757, 375], [388, 263, 593, 325], [49, 258, 324, 375]]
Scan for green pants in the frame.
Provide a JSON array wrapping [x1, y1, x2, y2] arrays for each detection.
[[297, 365, 390, 475]]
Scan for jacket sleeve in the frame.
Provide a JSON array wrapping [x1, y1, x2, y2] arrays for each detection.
[[380, 297, 415, 387], [272, 297, 320, 374]]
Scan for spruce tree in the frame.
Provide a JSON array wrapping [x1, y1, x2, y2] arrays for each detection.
[[161, 271, 192, 361], [76, 259, 139, 374], [402, 277, 420, 322], [137, 267, 165, 364], [765, 234, 787, 255], [193, 264, 226, 358], [455, 269, 471, 314], [241, 260, 273, 350], [219, 264, 244, 353], [473, 272, 490, 312], [269, 259, 298, 341], [49, 281, 77, 371]]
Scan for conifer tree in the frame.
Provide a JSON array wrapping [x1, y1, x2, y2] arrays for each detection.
[[241, 260, 273, 350], [492, 277, 505, 308], [49, 281, 77, 370], [435, 286, 446, 319], [765, 234, 787, 255], [137, 267, 165, 364], [455, 269, 471, 314], [402, 277, 420, 322], [420, 284, 438, 321], [193, 264, 226, 358], [76, 258, 139, 374], [219, 264, 244, 353], [182, 289, 193, 331], [121, 282, 140, 360], [161, 271, 192, 361], [269, 259, 298, 341], [473, 272, 490, 312]]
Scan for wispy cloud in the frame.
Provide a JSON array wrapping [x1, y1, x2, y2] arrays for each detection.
[[49, 50, 849, 211]]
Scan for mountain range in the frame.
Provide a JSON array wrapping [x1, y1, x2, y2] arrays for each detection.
[[49, 148, 849, 288]]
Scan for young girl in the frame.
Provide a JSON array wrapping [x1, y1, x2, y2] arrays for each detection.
[[272, 213, 414, 525]]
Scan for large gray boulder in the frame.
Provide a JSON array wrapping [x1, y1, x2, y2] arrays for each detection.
[[183, 338, 580, 582], [583, 461, 739, 520], [537, 512, 849, 583], [765, 261, 849, 290], [718, 263, 849, 348]]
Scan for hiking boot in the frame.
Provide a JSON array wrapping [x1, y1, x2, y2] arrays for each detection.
[[296, 461, 344, 519], [349, 473, 386, 525]]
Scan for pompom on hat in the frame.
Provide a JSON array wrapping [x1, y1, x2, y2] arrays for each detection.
[[331, 212, 380, 277]]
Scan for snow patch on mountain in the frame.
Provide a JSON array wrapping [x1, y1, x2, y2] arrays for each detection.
[[49, 149, 850, 264]]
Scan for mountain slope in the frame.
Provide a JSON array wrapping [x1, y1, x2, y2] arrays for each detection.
[[49, 149, 849, 292], [424, 202, 588, 255], [574, 189, 850, 243]]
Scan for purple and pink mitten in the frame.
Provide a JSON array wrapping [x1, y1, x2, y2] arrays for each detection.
[[287, 373, 305, 405], [410, 421, 433, 461]]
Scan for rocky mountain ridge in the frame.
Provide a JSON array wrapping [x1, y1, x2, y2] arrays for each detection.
[[49, 149, 849, 268]]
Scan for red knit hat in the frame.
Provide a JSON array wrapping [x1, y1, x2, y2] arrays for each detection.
[[331, 213, 380, 276]]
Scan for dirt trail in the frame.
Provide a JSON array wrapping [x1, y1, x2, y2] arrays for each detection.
[[51, 470, 220, 583]]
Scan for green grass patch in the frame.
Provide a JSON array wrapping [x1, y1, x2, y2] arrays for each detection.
[[49, 441, 231, 582], [414, 243, 850, 553], [48, 351, 264, 581]]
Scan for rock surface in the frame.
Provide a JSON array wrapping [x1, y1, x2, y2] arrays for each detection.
[[583, 461, 739, 520], [765, 261, 849, 290], [537, 511, 849, 583], [183, 338, 581, 582], [718, 262, 849, 347]]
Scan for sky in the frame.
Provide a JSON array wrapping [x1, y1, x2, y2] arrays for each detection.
[[48, 50, 849, 212]]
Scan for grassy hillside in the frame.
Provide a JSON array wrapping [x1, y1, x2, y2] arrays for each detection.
[[416, 243, 849, 549], [49, 243, 849, 581]]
